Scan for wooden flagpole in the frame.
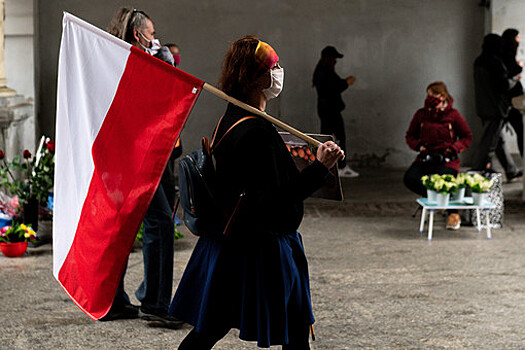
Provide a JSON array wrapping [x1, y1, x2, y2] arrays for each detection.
[[203, 83, 322, 147]]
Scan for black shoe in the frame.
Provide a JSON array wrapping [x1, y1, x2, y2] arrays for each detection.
[[138, 306, 184, 329], [507, 170, 523, 183], [99, 303, 139, 322]]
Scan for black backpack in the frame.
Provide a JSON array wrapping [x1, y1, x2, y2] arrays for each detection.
[[178, 116, 255, 236]]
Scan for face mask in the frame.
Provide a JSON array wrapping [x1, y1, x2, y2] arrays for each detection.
[[262, 67, 284, 100], [138, 32, 161, 55], [424, 95, 442, 109], [173, 54, 181, 66]]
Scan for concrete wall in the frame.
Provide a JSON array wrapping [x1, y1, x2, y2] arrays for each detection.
[[36, 0, 485, 167], [5, 0, 34, 99]]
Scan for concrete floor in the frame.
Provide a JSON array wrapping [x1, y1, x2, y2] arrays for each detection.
[[1, 168, 524, 349]]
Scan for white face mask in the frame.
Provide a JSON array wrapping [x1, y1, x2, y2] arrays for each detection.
[[263, 67, 284, 100], [138, 31, 161, 55]]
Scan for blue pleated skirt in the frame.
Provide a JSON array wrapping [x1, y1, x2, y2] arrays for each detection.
[[169, 231, 314, 348]]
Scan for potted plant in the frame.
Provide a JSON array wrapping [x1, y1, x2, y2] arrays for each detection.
[[0, 222, 36, 257], [0, 137, 55, 232], [421, 174, 442, 203], [451, 173, 468, 202], [431, 174, 458, 206], [466, 173, 493, 205]]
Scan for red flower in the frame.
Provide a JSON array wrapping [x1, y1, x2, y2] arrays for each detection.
[[23, 149, 31, 159], [46, 140, 55, 153], [0, 150, 4, 160]]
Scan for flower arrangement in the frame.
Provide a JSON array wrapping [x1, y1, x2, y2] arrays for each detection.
[[0, 137, 55, 214], [466, 173, 494, 193], [421, 173, 494, 195], [455, 173, 469, 188], [0, 223, 36, 243], [421, 174, 458, 194]]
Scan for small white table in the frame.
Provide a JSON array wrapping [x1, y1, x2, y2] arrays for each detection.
[[416, 198, 495, 241]]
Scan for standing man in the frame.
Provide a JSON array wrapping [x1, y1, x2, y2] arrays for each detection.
[[472, 33, 520, 177], [102, 7, 181, 328], [313, 46, 359, 178]]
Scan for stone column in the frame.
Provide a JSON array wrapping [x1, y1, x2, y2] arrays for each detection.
[[0, 0, 15, 97]]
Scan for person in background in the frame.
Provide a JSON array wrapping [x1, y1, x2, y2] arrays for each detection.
[[166, 43, 181, 67], [165, 43, 183, 166], [312, 45, 359, 178], [404, 82, 472, 230], [103, 7, 182, 328], [499, 28, 524, 181], [169, 35, 343, 349], [472, 33, 519, 178]]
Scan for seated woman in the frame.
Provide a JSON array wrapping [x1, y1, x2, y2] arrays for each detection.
[[404, 81, 472, 230], [169, 36, 343, 349]]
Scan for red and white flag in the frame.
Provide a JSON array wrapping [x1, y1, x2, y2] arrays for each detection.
[[53, 13, 203, 320]]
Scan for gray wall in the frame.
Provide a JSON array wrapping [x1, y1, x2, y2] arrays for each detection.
[[36, 0, 485, 167]]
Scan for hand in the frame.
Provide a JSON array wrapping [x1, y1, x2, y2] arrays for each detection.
[[316, 141, 344, 169], [419, 145, 427, 152], [346, 76, 356, 85]]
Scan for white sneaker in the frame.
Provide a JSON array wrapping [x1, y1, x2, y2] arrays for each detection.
[[338, 166, 359, 178]]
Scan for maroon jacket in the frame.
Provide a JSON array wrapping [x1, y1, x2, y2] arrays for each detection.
[[405, 97, 472, 171]]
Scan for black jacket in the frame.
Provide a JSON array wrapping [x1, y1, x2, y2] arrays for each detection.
[[313, 64, 349, 114], [474, 53, 517, 120], [213, 104, 329, 237]]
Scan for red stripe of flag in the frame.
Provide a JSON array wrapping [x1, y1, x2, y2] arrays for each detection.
[[58, 47, 203, 320]]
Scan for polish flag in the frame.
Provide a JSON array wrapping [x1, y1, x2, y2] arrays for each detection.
[[53, 13, 203, 320]]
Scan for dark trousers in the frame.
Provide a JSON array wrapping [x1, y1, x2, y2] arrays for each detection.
[[135, 180, 175, 312], [178, 325, 311, 350], [472, 118, 505, 171], [404, 162, 458, 214], [404, 162, 458, 197], [319, 110, 347, 169], [115, 180, 175, 312]]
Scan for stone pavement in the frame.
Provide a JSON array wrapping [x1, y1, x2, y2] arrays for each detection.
[[1, 168, 524, 349]]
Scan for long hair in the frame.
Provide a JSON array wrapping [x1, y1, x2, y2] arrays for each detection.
[[107, 7, 151, 44], [218, 35, 267, 102], [427, 81, 451, 104]]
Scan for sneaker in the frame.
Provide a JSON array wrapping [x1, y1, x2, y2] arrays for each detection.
[[139, 306, 184, 329], [99, 303, 139, 322], [338, 166, 359, 178], [507, 170, 523, 183], [446, 213, 461, 230]]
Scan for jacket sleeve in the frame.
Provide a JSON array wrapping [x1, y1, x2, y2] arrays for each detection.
[[317, 69, 349, 95], [494, 59, 518, 92], [449, 111, 472, 154], [405, 111, 422, 151]]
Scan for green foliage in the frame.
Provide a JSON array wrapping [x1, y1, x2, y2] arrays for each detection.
[[421, 173, 494, 195], [135, 222, 184, 242], [0, 138, 55, 209], [0, 222, 36, 243]]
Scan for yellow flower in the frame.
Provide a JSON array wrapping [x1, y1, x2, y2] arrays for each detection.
[[28, 229, 36, 236], [20, 224, 27, 231], [24, 232, 30, 238]]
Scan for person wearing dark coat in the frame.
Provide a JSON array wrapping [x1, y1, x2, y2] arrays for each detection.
[[404, 81, 472, 230], [312, 46, 359, 177], [101, 7, 181, 327], [170, 35, 343, 350], [472, 33, 520, 179], [498, 28, 524, 181]]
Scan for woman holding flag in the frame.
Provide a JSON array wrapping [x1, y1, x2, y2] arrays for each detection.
[[169, 36, 343, 349]]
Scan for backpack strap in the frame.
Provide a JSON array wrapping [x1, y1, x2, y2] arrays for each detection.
[[210, 116, 258, 150]]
